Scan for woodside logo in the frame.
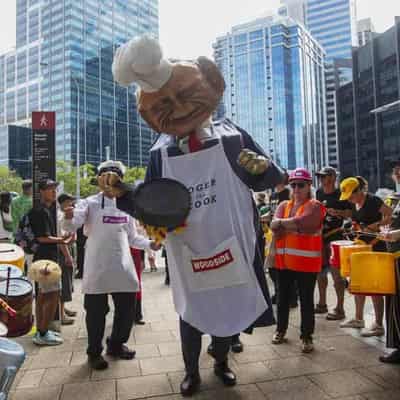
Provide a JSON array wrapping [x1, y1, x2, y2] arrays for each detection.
[[191, 249, 234, 273]]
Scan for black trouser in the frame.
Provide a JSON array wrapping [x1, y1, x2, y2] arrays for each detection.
[[84, 292, 136, 357], [180, 318, 231, 376], [135, 298, 143, 322], [76, 241, 85, 278], [276, 270, 317, 339]]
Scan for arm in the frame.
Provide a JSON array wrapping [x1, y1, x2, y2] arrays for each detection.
[[63, 198, 89, 232], [126, 217, 152, 250], [366, 203, 393, 232]]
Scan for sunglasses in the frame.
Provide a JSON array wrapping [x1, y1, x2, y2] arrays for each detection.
[[290, 182, 307, 189]]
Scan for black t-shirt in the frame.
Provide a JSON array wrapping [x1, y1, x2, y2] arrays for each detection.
[[270, 188, 290, 210], [352, 193, 385, 251], [29, 204, 58, 262], [316, 188, 352, 234]]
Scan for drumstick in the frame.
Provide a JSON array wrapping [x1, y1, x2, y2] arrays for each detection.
[[6, 267, 10, 298], [0, 298, 16, 318]]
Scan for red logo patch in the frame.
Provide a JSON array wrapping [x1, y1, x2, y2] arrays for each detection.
[[191, 249, 234, 273]]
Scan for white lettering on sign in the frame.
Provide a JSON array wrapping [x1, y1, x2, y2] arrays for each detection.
[[191, 249, 234, 273]]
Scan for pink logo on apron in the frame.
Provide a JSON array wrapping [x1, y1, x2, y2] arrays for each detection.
[[103, 216, 128, 224]]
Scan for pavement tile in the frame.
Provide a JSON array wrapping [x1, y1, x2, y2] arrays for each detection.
[[17, 368, 45, 389], [309, 370, 384, 398], [266, 356, 325, 379], [232, 345, 280, 364], [29, 351, 72, 370], [91, 359, 140, 380], [70, 351, 88, 366], [117, 374, 173, 400], [9, 385, 62, 400], [140, 355, 185, 375], [61, 380, 116, 400], [304, 348, 364, 371], [13, 337, 41, 356], [128, 343, 161, 359], [363, 390, 400, 399], [158, 341, 181, 356], [168, 369, 224, 393], [134, 330, 177, 345], [194, 383, 267, 400], [356, 365, 400, 389], [232, 361, 275, 384], [41, 365, 91, 386], [150, 320, 179, 332], [257, 376, 330, 400]]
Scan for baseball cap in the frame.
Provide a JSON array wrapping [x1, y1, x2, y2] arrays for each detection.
[[38, 179, 59, 190], [339, 177, 360, 201], [288, 168, 312, 182], [57, 193, 75, 205], [315, 166, 337, 177], [390, 159, 400, 168]]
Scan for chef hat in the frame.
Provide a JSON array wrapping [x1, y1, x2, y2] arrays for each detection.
[[112, 35, 173, 92], [97, 160, 127, 177]]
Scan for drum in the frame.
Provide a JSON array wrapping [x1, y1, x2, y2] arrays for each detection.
[[350, 252, 396, 295], [0, 278, 33, 337], [0, 265, 23, 282], [329, 240, 354, 268], [339, 244, 372, 278], [0, 244, 25, 271]]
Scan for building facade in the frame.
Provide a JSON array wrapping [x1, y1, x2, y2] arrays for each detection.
[[306, 0, 358, 168], [0, 0, 159, 170], [337, 18, 400, 190], [0, 125, 32, 178], [214, 16, 327, 172], [357, 18, 377, 47]]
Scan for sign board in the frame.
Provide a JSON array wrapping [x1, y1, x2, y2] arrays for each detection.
[[32, 111, 56, 208]]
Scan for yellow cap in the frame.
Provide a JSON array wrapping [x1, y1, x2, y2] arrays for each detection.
[[340, 177, 360, 201]]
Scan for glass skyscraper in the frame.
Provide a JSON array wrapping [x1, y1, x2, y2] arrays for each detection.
[[306, 0, 357, 168], [214, 15, 327, 172], [0, 0, 159, 169]]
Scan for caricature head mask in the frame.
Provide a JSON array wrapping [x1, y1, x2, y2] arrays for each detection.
[[112, 36, 225, 137]]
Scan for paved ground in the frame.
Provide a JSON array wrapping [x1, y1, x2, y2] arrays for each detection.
[[9, 266, 400, 400]]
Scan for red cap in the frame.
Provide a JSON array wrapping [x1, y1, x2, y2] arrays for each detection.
[[289, 168, 312, 182]]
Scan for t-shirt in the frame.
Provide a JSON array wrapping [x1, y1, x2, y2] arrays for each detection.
[[270, 188, 290, 213], [11, 195, 32, 233], [29, 204, 58, 262], [316, 188, 352, 236], [352, 193, 385, 251]]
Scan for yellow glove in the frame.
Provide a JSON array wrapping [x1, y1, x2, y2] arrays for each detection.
[[143, 224, 186, 244], [238, 149, 270, 175]]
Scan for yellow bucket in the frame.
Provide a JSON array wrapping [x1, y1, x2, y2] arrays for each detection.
[[0, 244, 25, 271], [350, 252, 396, 295], [340, 244, 372, 278]]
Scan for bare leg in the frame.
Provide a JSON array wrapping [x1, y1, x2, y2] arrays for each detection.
[[355, 295, 366, 321], [372, 295, 384, 326], [331, 269, 345, 313], [317, 273, 328, 306], [37, 291, 60, 333]]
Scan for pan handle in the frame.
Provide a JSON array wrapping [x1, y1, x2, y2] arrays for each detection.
[[0, 249, 15, 253]]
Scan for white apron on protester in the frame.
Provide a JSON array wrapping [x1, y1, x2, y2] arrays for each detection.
[[162, 136, 268, 337], [82, 196, 139, 295]]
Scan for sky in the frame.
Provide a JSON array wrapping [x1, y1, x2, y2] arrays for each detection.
[[0, 0, 400, 58]]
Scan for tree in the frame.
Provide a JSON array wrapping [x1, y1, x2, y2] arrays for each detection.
[[0, 166, 23, 194], [124, 166, 147, 185]]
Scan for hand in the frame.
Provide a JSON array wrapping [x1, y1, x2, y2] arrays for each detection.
[[365, 223, 380, 233], [237, 149, 270, 175], [62, 234, 75, 245], [270, 219, 283, 232], [64, 206, 74, 220], [150, 241, 162, 251]]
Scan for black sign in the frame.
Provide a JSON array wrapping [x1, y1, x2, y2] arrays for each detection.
[[32, 111, 56, 207]]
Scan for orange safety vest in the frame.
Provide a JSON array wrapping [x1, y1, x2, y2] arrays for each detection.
[[275, 199, 325, 273]]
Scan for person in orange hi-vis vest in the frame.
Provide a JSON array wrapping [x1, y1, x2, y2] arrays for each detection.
[[270, 168, 326, 353]]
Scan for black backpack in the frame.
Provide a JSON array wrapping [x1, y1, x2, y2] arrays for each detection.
[[14, 211, 39, 255]]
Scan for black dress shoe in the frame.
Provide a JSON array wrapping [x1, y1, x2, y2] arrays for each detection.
[[106, 339, 136, 360], [207, 343, 215, 357], [135, 319, 146, 325], [379, 349, 400, 364], [231, 338, 244, 353], [88, 355, 108, 370], [214, 361, 236, 386], [180, 373, 201, 397]]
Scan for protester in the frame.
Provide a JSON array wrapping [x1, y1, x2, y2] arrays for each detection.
[[130, 247, 145, 324], [112, 35, 282, 396], [314, 167, 352, 320], [57, 194, 77, 325], [30, 180, 73, 346], [0, 192, 13, 243], [63, 160, 160, 370], [271, 168, 325, 353], [339, 177, 392, 337], [11, 180, 33, 234]]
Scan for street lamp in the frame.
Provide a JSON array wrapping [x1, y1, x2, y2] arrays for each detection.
[[71, 76, 80, 199]]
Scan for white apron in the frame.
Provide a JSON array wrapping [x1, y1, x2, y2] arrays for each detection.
[[162, 137, 268, 337], [82, 196, 139, 294]]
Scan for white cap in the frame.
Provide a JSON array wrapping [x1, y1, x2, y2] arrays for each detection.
[[97, 160, 127, 176], [112, 35, 173, 92]]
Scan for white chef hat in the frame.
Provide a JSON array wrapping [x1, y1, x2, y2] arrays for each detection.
[[97, 160, 127, 177], [112, 35, 173, 92]]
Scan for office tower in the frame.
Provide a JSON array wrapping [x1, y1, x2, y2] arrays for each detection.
[[214, 15, 327, 172], [0, 0, 159, 170], [357, 18, 377, 46]]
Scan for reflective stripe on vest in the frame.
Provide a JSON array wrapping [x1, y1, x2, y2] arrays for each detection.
[[275, 199, 325, 273]]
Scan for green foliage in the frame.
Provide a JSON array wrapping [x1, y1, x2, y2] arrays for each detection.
[[124, 166, 146, 184], [0, 166, 24, 194]]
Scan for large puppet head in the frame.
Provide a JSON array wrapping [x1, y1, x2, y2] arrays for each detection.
[[112, 36, 225, 137]]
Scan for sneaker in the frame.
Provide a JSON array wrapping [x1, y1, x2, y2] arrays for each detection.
[[33, 331, 63, 346], [88, 355, 109, 370], [61, 317, 75, 326], [340, 319, 365, 329], [301, 338, 314, 353], [314, 304, 328, 314], [64, 308, 77, 317], [272, 331, 287, 344], [360, 324, 385, 337]]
